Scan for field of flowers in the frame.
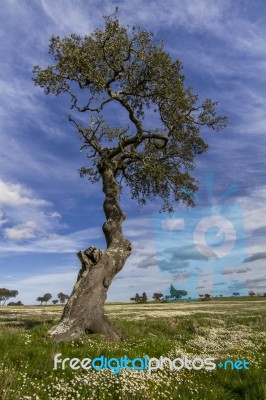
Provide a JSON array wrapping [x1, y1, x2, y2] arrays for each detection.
[[0, 299, 265, 400]]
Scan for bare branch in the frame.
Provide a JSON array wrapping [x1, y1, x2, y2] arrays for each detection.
[[68, 115, 103, 154]]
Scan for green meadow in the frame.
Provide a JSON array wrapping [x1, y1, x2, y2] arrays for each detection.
[[0, 298, 265, 400]]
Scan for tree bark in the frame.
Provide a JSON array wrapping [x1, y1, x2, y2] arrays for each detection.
[[46, 164, 132, 342]]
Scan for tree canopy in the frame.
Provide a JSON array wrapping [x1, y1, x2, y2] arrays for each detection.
[[169, 285, 187, 300], [33, 11, 227, 212], [0, 288, 18, 305], [57, 292, 70, 304], [36, 293, 52, 305]]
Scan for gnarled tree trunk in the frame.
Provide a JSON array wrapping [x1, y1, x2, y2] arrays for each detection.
[[46, 165, 132, 342]]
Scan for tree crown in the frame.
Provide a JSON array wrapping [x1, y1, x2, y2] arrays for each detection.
[[33, 11, 227, 212]]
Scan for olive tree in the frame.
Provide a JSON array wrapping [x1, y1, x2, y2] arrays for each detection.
[[57, 292, 70, 304], [0, 288, 18, 306], [33, 12, 226, 342]]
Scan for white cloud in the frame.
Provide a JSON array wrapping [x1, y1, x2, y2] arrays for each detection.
[[49, 212, 61, 219], [0, 179, 49, 207], [4, 220, 37, 241], [0, 227, 103, 255], [0, 179, 70, 249]]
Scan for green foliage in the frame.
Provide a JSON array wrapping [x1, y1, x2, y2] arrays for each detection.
[[36, 296, 44, 305], [152, 292, 164, 301], [7, 301, 23, 306], [36, 293, 52, 305], [43, 293, 52, 304], [176, 290, 188, 298], [0, 288, 18, 305], [142, 292, 148, 303], [248, 290, 256, 297], [169, 285, 187, 300], [33, 11, 227, 212], [57, 292, 69, 304], [135, 293, 140, 303], [131, 292, 148, 303]]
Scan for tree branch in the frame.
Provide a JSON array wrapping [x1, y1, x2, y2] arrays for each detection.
[[68, 115, 103, 154]]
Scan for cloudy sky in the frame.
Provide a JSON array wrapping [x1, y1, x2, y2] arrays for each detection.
[[0, 0, 265, 304]]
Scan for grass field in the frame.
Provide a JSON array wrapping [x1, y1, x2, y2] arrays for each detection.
[[0, 299, 265, 400]]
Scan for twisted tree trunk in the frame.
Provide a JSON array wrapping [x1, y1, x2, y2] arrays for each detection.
[[46, 164, 132, 342]]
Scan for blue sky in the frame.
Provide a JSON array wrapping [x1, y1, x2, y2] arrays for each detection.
[[0, 0, 266, 304]]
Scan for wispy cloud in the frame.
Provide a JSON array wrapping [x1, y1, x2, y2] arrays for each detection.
[[0, 179, 101, 253], [0, 179, 49, 207], [244, 252, 266, 263], [4, 220, 37, 241], [0, 227, 103, 255], [223, 267, 252, 275]]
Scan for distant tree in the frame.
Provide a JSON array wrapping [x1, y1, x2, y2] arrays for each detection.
[[204, 293, 211, 300], [176, 290, 187, 299], [57, 292, 70, 304], [219, 294, 223, 297], [233, 292, 240, 297], [7, 301, 23, 306], [135, 293, 141, 304], [36, 296, 44, 305], [152, 293, 164, 301], [142, 292, 148, 303], [169, 284, 178, 300], [248, 290, 256, 297], [33, 11, 226, 342], [169, 285, 187, 300], [0, 288, 18, 305], [43, 293, 52, 305], [263, 293, 266, 297], [52, 300, 59, 305]]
